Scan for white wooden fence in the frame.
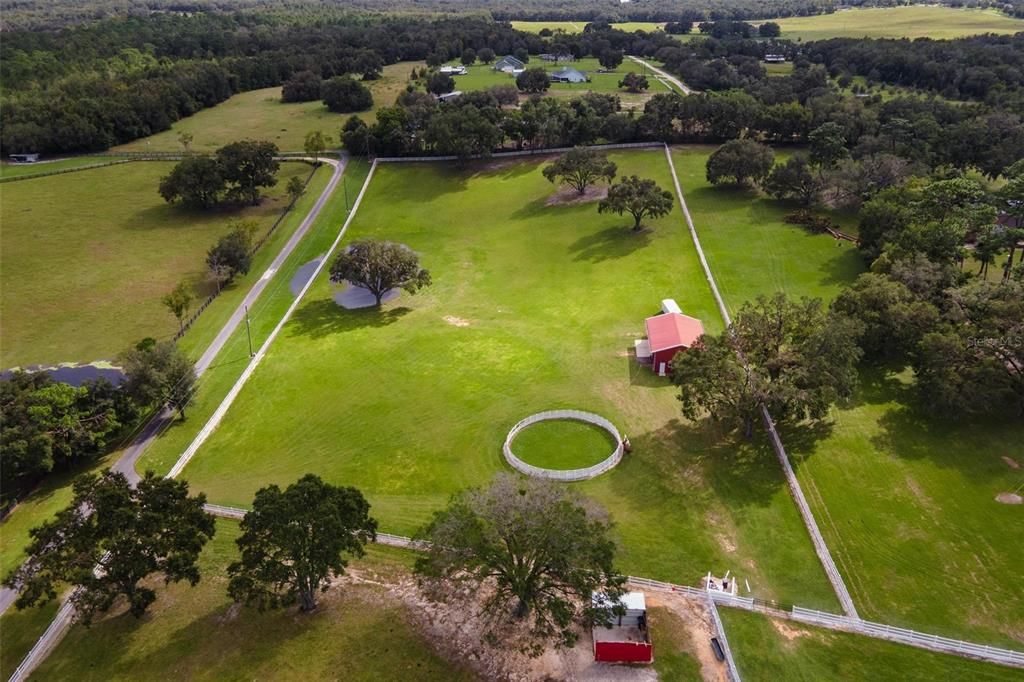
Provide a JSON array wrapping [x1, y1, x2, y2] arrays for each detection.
[[502, 410, 624, 481]]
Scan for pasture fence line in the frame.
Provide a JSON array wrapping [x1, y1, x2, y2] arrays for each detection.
[[171, 162, 319, 342], [502, 410, 624, 481], [707, 594, 743, 681], [663, 144, 859, 620], [0, 159, 132, 183], [373, 141, 664, 164], [195, 513, 1024, 672]]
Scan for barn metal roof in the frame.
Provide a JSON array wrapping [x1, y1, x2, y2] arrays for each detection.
[[644, 312, 705, 352]]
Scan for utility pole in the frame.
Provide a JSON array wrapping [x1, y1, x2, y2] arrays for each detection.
[[343, 175, 350, 211], [245, 305, 254, 357]]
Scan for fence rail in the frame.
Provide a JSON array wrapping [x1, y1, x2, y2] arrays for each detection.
[[707, 594, 743, 681], [502, 410, 623, 481], [374, 141, 663, 164]]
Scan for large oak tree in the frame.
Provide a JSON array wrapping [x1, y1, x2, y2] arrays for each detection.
[[330, 239, 431, 306], [414, 475, 625, 655], [542, 147, 617, 195], [598, 175, 674, 230], [3, 470, 215, 624]]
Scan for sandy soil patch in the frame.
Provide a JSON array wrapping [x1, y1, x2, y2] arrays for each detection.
[[641, 590, 728, 682], [1001, 456, 1020, 469], [546, 184, 609, 207], [995, 492, 1023, 505], [770, 617, 815, 643], [443, 315, 471, 327]]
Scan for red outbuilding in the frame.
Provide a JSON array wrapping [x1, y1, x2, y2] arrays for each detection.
[[642, 312, 705, 375]]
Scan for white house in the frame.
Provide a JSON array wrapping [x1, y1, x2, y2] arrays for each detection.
[[493, 55, 526, 73]]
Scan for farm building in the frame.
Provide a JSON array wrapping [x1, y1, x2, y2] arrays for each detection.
[[539, 53, 575, 62], [493, 55, 526, 73], [635, 299, 705, 376], [550, 67, 588, 83], [592, 592, 653, 664], [439, 65, 467, 75], [764, 54, 786, 63], [8, 153, 40, 163], [437, 90, 463, 103]]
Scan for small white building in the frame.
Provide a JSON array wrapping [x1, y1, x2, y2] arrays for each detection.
[[661, 298, 681, 314], [439, 65, 467, 75], [437, 90, 463, 103], [8, 153, 40, 163], [764, 54, 786, 63]]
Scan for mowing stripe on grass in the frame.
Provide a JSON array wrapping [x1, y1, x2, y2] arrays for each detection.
[[663, 144, 860, 620]]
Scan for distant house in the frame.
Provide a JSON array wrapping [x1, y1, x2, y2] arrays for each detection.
[[539, 53, 574, 62], [439, 65, 467, 75], [493, 55, 526, 73], [764, 54, 786, 63], [635, 306, 705, 376], [437, 90, 463, 103], [550, 67, 589, 84], [8, 153, 40, 163]]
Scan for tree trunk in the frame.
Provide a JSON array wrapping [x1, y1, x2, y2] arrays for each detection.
[[300, 589, 317, 612], [513, 598, 530, 619], [632, 212, 643, 231], [743, 415, 754, 440], [374, 291, 383, 306]]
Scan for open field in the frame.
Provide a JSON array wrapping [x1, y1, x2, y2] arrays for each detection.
[[0, 161, 344, 583], [670, 145, 1024, 645], [768, 6, 1024, 41], [511, 419, 616, 470], [511, 21, 667, 34], [719, 607, 1021, 681], [115, 62, 421, 153], [448, 58, 671, 98], [27, 521, 477, 681], [0, 161, 316, 368], [167, 150, 839, 610]]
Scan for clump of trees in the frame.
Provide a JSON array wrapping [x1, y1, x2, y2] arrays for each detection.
[[207, 221, 256, 290], [121, 339, 198, 420], [598, 175, 674, 230], [329, 239, 432, 306], [3, 470, 215, 624], [706, 139, 774, 186], [414, 475, 625, 655], [281, 70, 323, 103], [673, 294, 863, 437], [322, 76, 373, 113], [516, 68, 550, 94], [228, 474, 377, 612], [159, 140, 280, 208], [542, 147, 617, 195], [618, 72, 648, 93]]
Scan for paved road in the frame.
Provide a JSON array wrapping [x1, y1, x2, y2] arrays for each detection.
[[0, 155, 346, 619], [628, 56, 696, 95]]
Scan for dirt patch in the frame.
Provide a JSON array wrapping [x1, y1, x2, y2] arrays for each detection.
[[1001, 456, 1020, 469], [641, 590, 728, 682], [903, 474, 938, 513], [443, 315, 471, 327], [770, 618, 814, 643], [545, 184, 609, 207], [995, 492, 1023, 505]]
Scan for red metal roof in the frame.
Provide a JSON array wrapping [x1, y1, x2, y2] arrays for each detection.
[[644, 312, 705, 352]]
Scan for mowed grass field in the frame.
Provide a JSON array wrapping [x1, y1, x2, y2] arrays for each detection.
[[115, 62, 421, 153], [670, 146, 1024, 646], [26, 521, 478, 681], [0, 161, 314, 368], [511, 21, 667, 34], [719, 607, 1021, 681], [768, 6, 1024, 41], [449, 57, 670, 101], [511, 419, 617, 470], [168, 149, 840, 610]]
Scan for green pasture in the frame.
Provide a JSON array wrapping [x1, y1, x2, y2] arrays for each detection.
[[447, 58, 670, 97], [510, 21, 667, 34], [510, 419, 617, 470], [0, 157, 125, 179], [671, 145, 1024, 644], [767, 6, 1024, 41], [173, 149, 839, 610], [29, 520, 476, 681], [720, 607, 1020, 681], [0, 161, 316, 368], [115, 62, 421, 153]]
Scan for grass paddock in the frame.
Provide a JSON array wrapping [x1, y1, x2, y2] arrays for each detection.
[[768, 6, 1024, 41], [510, 418, 617, 470]]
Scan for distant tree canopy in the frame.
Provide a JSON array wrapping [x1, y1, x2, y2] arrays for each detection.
[[281, 70, 322, 103], [4, 470, 215, 624], [427, 72, 456, 96], [706, 139, 774, 186], [618, 72, 648, 93], [516, 68, 550, 93], [159, 156, 224, 208], [322, 75, 373, 113]]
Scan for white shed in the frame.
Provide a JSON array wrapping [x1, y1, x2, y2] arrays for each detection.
[[593, 591, 647, 627], [661, 298, 682, 314]]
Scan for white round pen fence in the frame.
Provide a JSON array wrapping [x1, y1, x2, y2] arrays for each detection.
[[502, 410, 624, 481]]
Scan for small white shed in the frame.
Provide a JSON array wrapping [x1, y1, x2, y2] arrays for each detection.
[[593, 591, 647, 627], [661, 299, 682, 314]]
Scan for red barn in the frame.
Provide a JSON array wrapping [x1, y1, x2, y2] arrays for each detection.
[[643, 312, 705, 375], [592, 592, 653, 664]]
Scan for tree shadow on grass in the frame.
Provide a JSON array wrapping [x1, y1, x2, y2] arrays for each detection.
[[817, 240, 866, 289], [288, 299, 411, 339], [568, 225, 651, 262]]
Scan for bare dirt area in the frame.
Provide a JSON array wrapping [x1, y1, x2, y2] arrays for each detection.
[[444, 315, 472, 327], [995, 492, 1022, 505], [545, 184, 609, 207], [1001, 456, 1020, 469], [640, 588, 729, 682]]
